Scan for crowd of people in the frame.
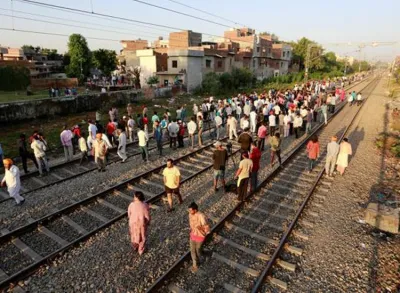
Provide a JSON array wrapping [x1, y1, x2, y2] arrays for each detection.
[[2, 76, 362, 272], [125, 77, 363, 272]]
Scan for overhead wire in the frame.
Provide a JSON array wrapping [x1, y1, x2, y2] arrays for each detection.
[[130, 0, 230, 28], [0, 9, 167, 38], [14, 0, 258, 46], [0, 27, 121, 42], [166, 0, 247, 27]]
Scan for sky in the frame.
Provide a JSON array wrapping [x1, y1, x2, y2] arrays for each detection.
[[0, 0, 398, 62]]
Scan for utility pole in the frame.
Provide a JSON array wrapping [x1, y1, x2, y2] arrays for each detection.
[[304, 43, 321, 82]]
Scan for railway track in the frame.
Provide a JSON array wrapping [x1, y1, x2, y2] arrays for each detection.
[[0, 77, 371, 291], [146, 76, 380, 293], [0, 135, 243, 290], [0, 122, 217, 203]]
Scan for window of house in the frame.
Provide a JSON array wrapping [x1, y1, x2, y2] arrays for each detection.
[[256, 47, 260, 53], [280, 62, 284, 68], [283, 52, 286, 58], [287, 51, 290, 58], [253, 59, 256, 68], [172, 60, 178, 68], [268, 48, 271, 55], [217, 61, 223, 68], [206, 60, 211, 68]]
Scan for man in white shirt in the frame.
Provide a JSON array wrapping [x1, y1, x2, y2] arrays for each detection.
[[168, 120, 179, 150], [31, 135, 50, 176], [1, 158, 25, 205], [240, 115, 250, 130], [137, 127, 149, 162], [236, 104, 242, 121], [214, 115, 223, 140], [127, 116, 135, 142], [268, 113, 276, 135], [227, 114, 238, 140], [249, 110, 257, 133], [187, 117, 197, 148], [117, 129, 128, 163], [88, 120, 98, 139], [78, 133, 89, 165], [293, 113, 303, 139]]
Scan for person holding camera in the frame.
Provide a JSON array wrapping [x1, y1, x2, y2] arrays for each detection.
[[212, 141, 228, 192]]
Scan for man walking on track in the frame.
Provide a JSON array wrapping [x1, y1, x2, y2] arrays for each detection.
[[325, 136, 340, 177], [60, 125, 74, 161], [249, 142, 261, 192], [117, 129, 128, 163], [163, 159, 183, 212], [238, 127, 253, 152], [128, 191, 150, 256], [18, 134, 38, 174], [270, 132, 282, 167], [92, 133, 108, 172], [212, 141, 228, 192], [188, 202, 210, 273], [187, 117, 197, 148], [138, 126, 149, 162], [1, 158, 25, 205], [235, 152, 253, 202]]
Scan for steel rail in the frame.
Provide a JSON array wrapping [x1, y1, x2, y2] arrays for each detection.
[[145, 75, 378, 293], [250, 75, 380, 292], [0, 136, 242, 289], [0, 122, 217, 203]]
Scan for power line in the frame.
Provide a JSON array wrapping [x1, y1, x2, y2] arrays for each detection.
[[14, 0, 257, 45], [0, 8, 168, 37], [0, 27, 121, 42], [166, 0, 247, 27], [0, 13, 168, 40], [131, 0, 230, 28], [15, 0, 186, 32]]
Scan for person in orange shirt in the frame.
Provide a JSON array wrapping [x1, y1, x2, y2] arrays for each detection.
[[306, 135, 320, 173]]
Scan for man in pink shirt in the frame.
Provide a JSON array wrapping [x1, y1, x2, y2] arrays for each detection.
[[60, 125, 74, 161], [257, 122, 267, 151], [188, 202, 210, 272]]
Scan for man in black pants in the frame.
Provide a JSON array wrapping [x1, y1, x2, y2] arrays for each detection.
[[18, 134, 38, 174], [235, 152, 253, 202]]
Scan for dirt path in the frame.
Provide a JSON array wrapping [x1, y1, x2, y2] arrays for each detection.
[[288, 76, 400, 293]]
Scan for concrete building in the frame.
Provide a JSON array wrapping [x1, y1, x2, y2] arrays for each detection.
[[271, 43, 292, 76], [169, 30, 202, 49], [153, 37, 169, 49], [158, 49, 204, 91]]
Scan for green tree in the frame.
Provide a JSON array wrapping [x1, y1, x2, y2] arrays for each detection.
[[92, 49, 117, 76], [146, 75, 159, 87], [290, 37, 324, 71], [201, 72, 220, 94], [41, 48, 61, 61], [66, 34, 91, 80], [219, 72, 233, 91], [0, 66, 30, 91]]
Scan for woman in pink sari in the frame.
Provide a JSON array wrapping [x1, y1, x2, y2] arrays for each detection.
[[128, 191, 150, 255], [336, 138, 352, 175], [340, 88, 346, 102]]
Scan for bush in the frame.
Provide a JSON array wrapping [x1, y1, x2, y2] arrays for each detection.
[[0, 66, 30, 91]]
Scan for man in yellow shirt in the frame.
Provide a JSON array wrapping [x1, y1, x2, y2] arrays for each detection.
[[163, 158, 183, 212], [235, 152, 253, 201]]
